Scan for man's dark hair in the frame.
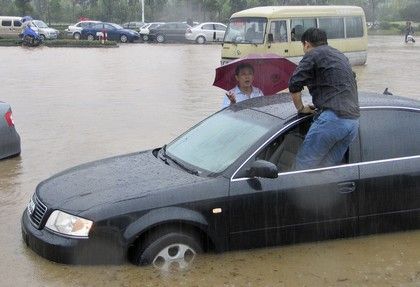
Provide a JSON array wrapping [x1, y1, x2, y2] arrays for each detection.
[[235, 63, 254, 75], [301, 27, 328, 47]]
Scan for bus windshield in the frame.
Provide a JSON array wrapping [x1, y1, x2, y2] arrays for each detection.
[[224, 17, 267, 44]]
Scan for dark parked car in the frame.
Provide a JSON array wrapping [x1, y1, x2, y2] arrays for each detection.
[[21, 93, 420, 271], [0, 101, 20, 160], [81, 22, 140, 43], [148, 22, 191, 43]]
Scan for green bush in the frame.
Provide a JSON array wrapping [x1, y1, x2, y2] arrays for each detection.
[[379, 22, 391, 30]]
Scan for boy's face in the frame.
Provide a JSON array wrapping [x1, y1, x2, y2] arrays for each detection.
[[235, 68, 254, 88]]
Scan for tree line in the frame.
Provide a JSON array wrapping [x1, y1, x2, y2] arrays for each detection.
[[0, 0, 419, 25]]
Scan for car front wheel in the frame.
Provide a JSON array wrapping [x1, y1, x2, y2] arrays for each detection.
[[196, 36, 206, 44], [120, 34, 128, 43], [73, 32, 81, 40], [142, 35, 149, 41], [156, 34, 165, 43], [134, 228, 202, 271]]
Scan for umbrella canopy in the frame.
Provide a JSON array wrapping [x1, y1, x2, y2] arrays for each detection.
[[213, 54, 297, 96]]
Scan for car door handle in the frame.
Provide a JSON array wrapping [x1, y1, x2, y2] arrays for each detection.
[[338, 182, 356, 194]]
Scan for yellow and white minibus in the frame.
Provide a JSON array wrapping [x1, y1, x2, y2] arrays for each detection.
[[221, 6, 368, 66]]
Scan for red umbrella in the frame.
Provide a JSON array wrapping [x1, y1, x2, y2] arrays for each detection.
[[213, 54, 297, 96]]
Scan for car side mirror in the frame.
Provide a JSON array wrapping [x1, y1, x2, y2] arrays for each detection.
[[247, 160, 278, 179], [267, 33, 274, 43]]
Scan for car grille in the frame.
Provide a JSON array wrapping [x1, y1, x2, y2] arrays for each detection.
[[29, 194, 48, 229]]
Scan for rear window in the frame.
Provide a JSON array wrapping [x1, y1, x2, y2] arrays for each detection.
[[360, 109, 420, 161], [202, 24, 213, 30]]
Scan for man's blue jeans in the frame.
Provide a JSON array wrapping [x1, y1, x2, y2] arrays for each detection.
[[295, 110, 359, 170]]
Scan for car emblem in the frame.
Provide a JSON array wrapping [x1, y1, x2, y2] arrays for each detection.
[[28, 198, 35, 215]]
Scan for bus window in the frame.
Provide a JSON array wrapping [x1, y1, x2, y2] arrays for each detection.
[[319, 18, 344, 39], [291, 18, 316, 41], [346, 17, 364, 38], [270, 20, 288, 42], [224, 17, 267, 44]]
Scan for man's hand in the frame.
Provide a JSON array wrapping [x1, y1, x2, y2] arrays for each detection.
[[226, 91, 236, 104], [298, 104, 316, 114]]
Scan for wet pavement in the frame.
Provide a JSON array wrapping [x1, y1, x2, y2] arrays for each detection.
[[1, 35, 420, 286]]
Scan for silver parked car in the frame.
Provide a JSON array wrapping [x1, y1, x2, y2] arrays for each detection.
[[0, 101, 20, 160], [185, 22, 227, 44], [65, 20, 101, 40]]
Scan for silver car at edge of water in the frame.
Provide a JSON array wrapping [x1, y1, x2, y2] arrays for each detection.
[[0, 101, 20, 160], [185, 22, 227, 44]]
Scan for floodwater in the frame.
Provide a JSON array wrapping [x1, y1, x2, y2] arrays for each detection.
[[1, 35, 420, 287]]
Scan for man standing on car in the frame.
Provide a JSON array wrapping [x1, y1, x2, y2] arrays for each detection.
[[288, 27, 360, 170]]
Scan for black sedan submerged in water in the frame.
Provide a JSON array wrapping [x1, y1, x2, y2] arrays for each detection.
[[22, 93, 420, 270]]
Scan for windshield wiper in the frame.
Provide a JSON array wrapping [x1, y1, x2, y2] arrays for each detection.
[[160, 145, 199, 176]]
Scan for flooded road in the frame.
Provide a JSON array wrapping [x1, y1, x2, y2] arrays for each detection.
[[1, 35, 420, 286]]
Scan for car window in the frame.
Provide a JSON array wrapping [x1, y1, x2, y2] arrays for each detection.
[[202, 24, 213, 30], [215, 24, 226, 31], [166, 109, 279, 174], [291, 18, 316, 41], [92, 23, 103, 29], [2, 20, 12, 27], [253, 119, 313, 173], [13, 20, 22, 27], [346, 16, 364, 38], [360, 109, 420, 162], [104, 24, 115, 30], [270, 20, 288, 43], [319, 17, 345, 39]]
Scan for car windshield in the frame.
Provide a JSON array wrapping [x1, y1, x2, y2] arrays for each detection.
[[166, 108, 278, 174], [224, 17, 267, 44], [33, 20, 48, 28]]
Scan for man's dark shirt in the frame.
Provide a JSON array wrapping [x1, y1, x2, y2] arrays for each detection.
[[288, 45, 359, 118]]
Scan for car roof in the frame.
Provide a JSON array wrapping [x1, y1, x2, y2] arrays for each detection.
[[229, 92, 420, 120]]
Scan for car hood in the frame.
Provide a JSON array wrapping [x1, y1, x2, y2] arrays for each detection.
[[36, 150, 211, 214]]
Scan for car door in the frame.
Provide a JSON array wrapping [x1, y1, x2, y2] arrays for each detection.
[[175, 23, 188, 41], [215, 24, 226, 42], [357, 108, 420, 234], [228, 118, 360, 250], [104, 24, 118, 40], [201, 23, 214, 42]]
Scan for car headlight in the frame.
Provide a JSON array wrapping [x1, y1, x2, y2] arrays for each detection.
[[45, 210, 93, 237]]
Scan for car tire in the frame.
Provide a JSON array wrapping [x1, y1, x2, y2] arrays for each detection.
[[120, 34, 128, 43], [39, 34, 46, 41], [156, 34, 165, 43], [196, 36, 206, 44], [142, 35, 149, 41], [73, 32, 81, 40], [87, 34, 95, 41], [134, 228, 202, 271]]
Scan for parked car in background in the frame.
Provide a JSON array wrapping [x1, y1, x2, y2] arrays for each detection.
[[0, 16, 23, 38], [21, 92, 420, 271], [185, 22, 227, 44], [149, 22, 191, 43], [139, 22, 164, 41], [0, 101, 20, 160], [122, 21, 145, 32], [81, 22, 140, 43], [25, 20, 59, 40], [65, 20, 101, 40]]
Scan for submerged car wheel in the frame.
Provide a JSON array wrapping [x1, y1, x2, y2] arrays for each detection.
[[156, 34, 165, 43], [196, 36, 206, 44], [120, 34, 128, 43], [73, 32, 81, 40], [87, 34, 95, 41], [142, 35, 149, 41], [135, 228, 202, 271]]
